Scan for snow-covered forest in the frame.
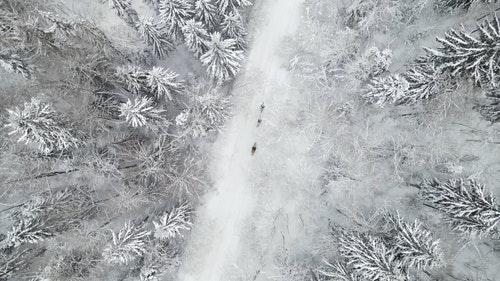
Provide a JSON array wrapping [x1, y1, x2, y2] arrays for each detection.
[[0, 0, 499, 280]]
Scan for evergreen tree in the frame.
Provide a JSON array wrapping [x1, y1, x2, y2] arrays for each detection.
[[13, 186, 95, 224], [345, 46, 392, 82], [182, 19, 210, 58], [477, 89, 500, 123], [200, 32, 243, 82], [215, 0, 252, 13], [143, 0, 161, 10], [137, 17, 175, 58], [115, 65, 148, 94], [194, 0, 219, 32], [2, 219, 53, 248], [362, 74, 410, 106], [103, 221, 151, 264], [106, 0, 139, 26], [159, 0, 193, 40], [116, 66, 184, 100], [146, 67, 185, 100], [438, 0, 498, 11], [0, 248, 32, 280], [346, 0, 426, 34], [402, 59, 445, 102], [153, 202, 192, 240], [5, 98, 83, 154], [425, 16, 500, 87], [38, 10, 79, 38], [419, 178, 500, 238], [1, 186, 96, 249], [175, 109, 208, 138], [221, 11, 247, 50], [319, 260, 360, 281], [337, 230, 406, 281], [43, 248, 99, 280], [195, 91, 231, 129], [363, 58, 455, 106], [384, 212, 443, 270], [119, 97, 166, 128], [0, 54, 34, 78]]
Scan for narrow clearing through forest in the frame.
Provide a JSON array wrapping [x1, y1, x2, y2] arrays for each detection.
[[178, 1, 303, 280]]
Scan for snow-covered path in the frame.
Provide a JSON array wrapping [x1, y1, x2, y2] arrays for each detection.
[[177, 1, 303, 280]]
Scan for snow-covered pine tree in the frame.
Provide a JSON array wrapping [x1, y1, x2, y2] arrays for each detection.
[[1, 186, 96, 249], [175, 109, 208, 138], [346, 0, 426, 34], [43, 248, 99, 280], [363, 57, 455, 106], [153, 202, 192, 240], [195, 90, 231, 130], [221, 11, 247, 50], [362, 74, 410, 106], [182, 19, 210, 58], [424, 16, 500, 88], [437, 0, 498, 11], [319, 260, 360, 281], [13, 186, 95, 225], [337, 230, 406, 281], [106, 0, 139, 26], [146, 67, 185, 100], [164, 154, 206, 199], [119, 96, 166, 128], [383, 212, 443, 270], [402, 58, 447, 102], [137, 17, 175, 58], [0, 54, 34, 78], [344, 46, 392, 82], [131, 136, 170, 187], [38, 10, 79, 38], [194, 0, 219, 32], [215, 0, 252, 13], [0, 248, 30, 280], [103, 221, 151, 264], [115, 65, 148, 94], [477, 89, 500, 122], [200, 32, 243, 82], [0, 8, 20, 43], [159, 0, 193, 40], [143, 0, 161, 10], [5, 98, 83, 155], [2, 219, 53, 248], [419, 178, 500, 238]]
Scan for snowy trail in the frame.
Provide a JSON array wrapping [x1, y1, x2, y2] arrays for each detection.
[[177, 1, 303, 280]]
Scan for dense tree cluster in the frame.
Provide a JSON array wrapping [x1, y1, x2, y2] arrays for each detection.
[[102, 0, 252, 82], [477, 89, 500, 122], [287, 1, 500, 281], [0, 0, 247, 278], [364, 14, 499, 107], [345, 0, 427, 34], [5, 98, 84, 155], [418, 178, 500, 238], [436, 0, 499, 12], [321, 212, 442, 281], [425, 16, 500, 88]]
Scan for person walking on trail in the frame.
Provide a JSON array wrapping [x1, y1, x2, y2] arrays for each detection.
[[252, 103, 264, 154], [257, 102, 265, 127]]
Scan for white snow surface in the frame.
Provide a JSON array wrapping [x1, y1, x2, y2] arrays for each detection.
[[177, 1, 304, 280]]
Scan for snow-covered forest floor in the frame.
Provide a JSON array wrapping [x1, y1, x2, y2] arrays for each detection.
[[1, 0, 500, 280]]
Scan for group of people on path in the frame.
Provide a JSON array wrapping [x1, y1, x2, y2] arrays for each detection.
[[251, 103, 265, 156]]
